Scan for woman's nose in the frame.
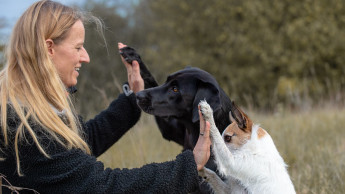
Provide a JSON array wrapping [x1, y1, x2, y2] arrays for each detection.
[[80, 47, 90, 63]]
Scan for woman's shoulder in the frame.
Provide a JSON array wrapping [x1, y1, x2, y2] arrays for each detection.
[[4, 105, 42, 132], [1, 105, 60, 149]]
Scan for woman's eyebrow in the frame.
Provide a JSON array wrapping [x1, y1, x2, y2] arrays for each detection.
[[76, 42, 84, 46]]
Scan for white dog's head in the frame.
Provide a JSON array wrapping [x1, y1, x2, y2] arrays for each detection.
[[222, 102, 267, 152]]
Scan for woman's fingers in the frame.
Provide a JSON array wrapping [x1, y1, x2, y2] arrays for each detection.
[[118, 42, 144, 93], [193, 110, 211, 171], [131, 61, 144, 93], [198, 106, 205, 135], [203, 121, 210, 139], [118, 42, 126, 49], [118, 42, 133, 86], [118, 42, 132, 73]]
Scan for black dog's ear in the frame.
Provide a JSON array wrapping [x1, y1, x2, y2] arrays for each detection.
[[192, 81, 221, 123]]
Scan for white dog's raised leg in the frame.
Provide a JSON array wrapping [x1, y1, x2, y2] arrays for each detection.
[[199, 100, 234, 177]]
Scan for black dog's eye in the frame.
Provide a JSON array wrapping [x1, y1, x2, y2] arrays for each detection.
[[224, 135, 232, 143], [172, 86, 179, 93]]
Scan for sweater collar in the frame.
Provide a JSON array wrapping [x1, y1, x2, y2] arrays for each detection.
[[50, 105, 67, 116], [67, 86, 78, 94]]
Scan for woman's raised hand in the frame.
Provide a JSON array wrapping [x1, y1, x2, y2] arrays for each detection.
[[193, 106, 211, 171], [118, 42, 144, 93]]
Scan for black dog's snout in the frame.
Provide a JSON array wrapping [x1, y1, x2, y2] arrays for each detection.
[[136, 91, 149, 101], [136, 91, 154, 113], [136, 91, 152, 105]]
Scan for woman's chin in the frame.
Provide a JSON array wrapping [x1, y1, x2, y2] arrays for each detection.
[[65, 81, 77, 88]]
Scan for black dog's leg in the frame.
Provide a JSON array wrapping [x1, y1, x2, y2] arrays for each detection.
[[119, 46, 187, 146], [119, 46, 158, 89]]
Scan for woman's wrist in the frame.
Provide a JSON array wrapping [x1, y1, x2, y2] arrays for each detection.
[[193, 151, 204, 171]]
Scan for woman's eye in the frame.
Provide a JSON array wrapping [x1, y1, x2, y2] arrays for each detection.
[[224, 135, 232, 143], [172, 86, 178, 92]]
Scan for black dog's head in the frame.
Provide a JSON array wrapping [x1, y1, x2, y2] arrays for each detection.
[[136, 67, 222, 123]]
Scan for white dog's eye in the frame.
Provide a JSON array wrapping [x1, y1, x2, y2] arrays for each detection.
[[172, 86, 179, 93], [224, 135, 232, 143]]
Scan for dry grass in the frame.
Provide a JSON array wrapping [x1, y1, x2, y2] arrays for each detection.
[[253, 107, 345, 194], [98, 106, 345, 194], [97, 115, 183, 169]]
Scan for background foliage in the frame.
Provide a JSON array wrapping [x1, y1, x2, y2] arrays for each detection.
[[76, 0, 345, 115], [1, 0, 344, 114]]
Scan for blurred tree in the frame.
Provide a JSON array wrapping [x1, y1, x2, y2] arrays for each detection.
[[131, 0, 345, 110], [75, 0, 140, 117], [77, 0, 345, 113]]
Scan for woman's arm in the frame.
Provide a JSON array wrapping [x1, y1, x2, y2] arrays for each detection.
[[83, 43, 145, 157], [83, 93, 141, 157], [15, 142, 199, 194], [0, 105, 210, 194]]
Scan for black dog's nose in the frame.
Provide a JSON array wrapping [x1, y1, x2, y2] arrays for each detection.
[[136, 90, 152, 112], [136, 91, 147, 101], [136, 90, 151, 105]]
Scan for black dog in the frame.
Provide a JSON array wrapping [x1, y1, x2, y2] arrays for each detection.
[[119, 46, 232, 149], [120, 46, 232, 193], [136, 67, 233, 150]]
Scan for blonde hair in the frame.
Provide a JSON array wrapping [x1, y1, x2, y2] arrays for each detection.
[[0, 0, 102, 175]]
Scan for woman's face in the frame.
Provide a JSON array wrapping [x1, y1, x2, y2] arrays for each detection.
[[49, 20, 90, 87]]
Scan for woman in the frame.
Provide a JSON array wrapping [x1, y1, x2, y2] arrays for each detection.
[[0, 1, 211, 193]]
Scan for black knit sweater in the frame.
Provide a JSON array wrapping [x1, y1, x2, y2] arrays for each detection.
[[0, 93, 199, 193]]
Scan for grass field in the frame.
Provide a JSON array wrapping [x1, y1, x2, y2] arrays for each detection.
[[98, 105, 345, 194]]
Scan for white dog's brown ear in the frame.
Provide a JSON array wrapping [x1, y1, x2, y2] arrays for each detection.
[[230, 101, 252, 132], [229, 111, 236, 124]]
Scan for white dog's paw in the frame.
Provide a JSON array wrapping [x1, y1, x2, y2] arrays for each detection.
[[199, 100, 213, 121], [199, 167, 218, 179], [198, 167, 210, 182]]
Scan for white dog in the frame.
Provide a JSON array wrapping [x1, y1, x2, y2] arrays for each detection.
[[198, 100, 295, 194]]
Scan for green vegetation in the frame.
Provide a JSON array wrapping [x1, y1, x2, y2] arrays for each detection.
[[1, 0, 344, 113], [255, 106, 345, 193], [77, 0, 345, 114]]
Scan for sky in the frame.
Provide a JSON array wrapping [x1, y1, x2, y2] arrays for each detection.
[[0, 0, 83, 38]]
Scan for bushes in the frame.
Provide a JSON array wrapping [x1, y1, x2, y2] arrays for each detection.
[[2, 0, 343, 115], [131, 0, 345, 110]]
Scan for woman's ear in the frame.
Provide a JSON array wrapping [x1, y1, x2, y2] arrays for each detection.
[[46, 39, 54, 56]]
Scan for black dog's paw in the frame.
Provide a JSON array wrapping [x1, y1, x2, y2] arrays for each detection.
[[119, 46, 143, 65], [119, 46, 158, 88]]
